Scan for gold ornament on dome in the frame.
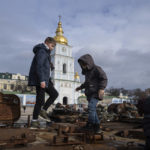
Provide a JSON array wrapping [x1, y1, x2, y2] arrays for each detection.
[[75, 72, 80, 79], [54, 16, 68, 45]]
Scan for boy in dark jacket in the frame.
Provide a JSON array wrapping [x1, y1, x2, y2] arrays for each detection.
[[76, 54, 107, 133], [28, 37, 58, 128]]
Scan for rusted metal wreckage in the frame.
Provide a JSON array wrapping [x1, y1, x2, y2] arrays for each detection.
[[0, 92, 20, 124], [49, 102, 140, 123], [49, 123, 103, 146], [0, 92, 36, 148], [0, 92, 146, 149], [0, 128, 36, 149]]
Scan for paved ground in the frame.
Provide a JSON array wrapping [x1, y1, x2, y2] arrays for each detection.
[[16, 105, 55, 125]]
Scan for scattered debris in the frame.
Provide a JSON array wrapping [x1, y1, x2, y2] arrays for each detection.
[[49, 123, 103, 146], [0, 93, 146, 149], [0, 128, 36, 148]]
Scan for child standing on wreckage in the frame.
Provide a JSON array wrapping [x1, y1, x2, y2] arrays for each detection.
[[28, 37, 59, 129], [76, 54, 107, 133]]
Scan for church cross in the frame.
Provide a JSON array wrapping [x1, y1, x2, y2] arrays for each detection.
[[59, 15, 61, 22]]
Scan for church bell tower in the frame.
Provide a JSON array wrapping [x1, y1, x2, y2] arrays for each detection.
[[51, 16, 81, 105]]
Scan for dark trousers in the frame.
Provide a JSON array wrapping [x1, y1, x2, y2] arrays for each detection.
[[145, 137, 150, 150], [33, 80, 58, 120]]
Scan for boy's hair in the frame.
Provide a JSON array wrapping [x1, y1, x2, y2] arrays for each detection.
[[44, 37, 56, 45]]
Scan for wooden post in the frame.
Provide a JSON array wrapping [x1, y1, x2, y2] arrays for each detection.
[[27, 115, 31, 127], [58, 125, 62, 136], [0, 92, 3, 102]]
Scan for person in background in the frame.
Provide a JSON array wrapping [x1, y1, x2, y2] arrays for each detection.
[[22, 95, 26, 113], [138, 96, 150, 150]]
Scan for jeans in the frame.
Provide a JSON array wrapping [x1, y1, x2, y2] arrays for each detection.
[[88, 97, 100, 124], [33, 79, 58, 120]]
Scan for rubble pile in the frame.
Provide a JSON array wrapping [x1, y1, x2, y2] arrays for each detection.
[[0, 92, 146, 149], [49, 103, 88, 123], [97, 103, 139, 122], [49, 102, 140, 124]]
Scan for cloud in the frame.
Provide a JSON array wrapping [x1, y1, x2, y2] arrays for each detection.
[[0, 0, 150, 89], [74, 48, 150, 89]]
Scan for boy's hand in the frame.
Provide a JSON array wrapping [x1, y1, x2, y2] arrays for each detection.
[[41, 81, 46, 88], [76, 87, 81, 91], [98, 89, 104, 99]]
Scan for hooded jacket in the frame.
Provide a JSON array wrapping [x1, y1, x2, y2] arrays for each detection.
[[28, 43, 51, 86], [78, 54, 107, 100]]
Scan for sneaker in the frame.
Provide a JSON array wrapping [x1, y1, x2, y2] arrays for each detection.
[[39, 109, 51, 122], [81, 122, 94, 133], [94, 124, 102, 134], [81, 122, 90, 130], [30, 121, 40, 129]]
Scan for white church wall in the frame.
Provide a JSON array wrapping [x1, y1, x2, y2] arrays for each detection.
[[53, 43, 72, 57], [52, 53, 74, 81], [53, 80, 75, 104], [50, 41, 81, 104]]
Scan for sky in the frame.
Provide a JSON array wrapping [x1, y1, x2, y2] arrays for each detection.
[[0, 0, 150, 89]]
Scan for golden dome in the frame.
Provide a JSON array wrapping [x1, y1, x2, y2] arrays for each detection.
[[54, 16, 68, 45], [75, 72, 80, 80]]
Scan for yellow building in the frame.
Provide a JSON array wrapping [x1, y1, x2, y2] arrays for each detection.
[[0, 72, 29, 92], [0, 79, 16, 91], [12, 73, 27, 80]]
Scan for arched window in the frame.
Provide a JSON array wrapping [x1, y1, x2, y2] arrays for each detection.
[[63, 97, 68, 105], [63, 63, 67, 73], [4, 84, 7, 89]]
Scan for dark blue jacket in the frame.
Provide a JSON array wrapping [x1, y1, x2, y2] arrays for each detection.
[[28, 43, 51, 87]]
